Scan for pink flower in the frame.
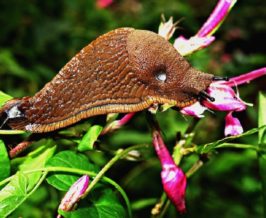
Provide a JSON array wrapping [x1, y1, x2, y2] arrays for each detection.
[[161, 164, 186, 213], [180, 102, 207, 118], [196, 0, 237, 37], [172, 0, 237, 56], [202, 82, 247, 112], [172, 0, 265, 137], [101, 112, 135, 135], [181, 67, 266, 136], [96, 0, 113, 8], [58, 175, 89, 214], [224, 112, 243, 136], [153, 131, 187, 213], [220, 67, 266, 87]]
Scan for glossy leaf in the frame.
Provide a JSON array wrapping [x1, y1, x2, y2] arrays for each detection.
[[0, 91, 12, 107], [78, 125, 103, 152], [0, 145, 53, 215], [46, 151, 98, 191], [0, 140, 10, 181], [258, 92, 266, 145], [197, 127, 260, 153], [0, 172, 28, 217], [19, 145, 56, 190], [258, 92, 266, 216]]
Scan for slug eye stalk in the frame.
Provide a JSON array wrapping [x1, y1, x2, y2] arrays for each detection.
[[212, 76, 229, 81], [199, 91, 215, 102]]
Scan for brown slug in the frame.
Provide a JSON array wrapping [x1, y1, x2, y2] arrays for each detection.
[[0, 28, 216, 133]]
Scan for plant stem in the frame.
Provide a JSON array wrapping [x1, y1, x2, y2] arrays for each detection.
[[0, 130, 25, 135], [83, 144, 148, 217], [84, 149, 124, 195], [27, 171, 48, 197], [159, 200, 171, 218], [216, 143, 258, 150], [186, 160, 204, 178]]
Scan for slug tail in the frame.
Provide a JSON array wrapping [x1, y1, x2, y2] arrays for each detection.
[[0, 98, 31, 131]]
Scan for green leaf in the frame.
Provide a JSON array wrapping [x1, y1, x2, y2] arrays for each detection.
[[0, 171, 47, 217], [0, 140, 10, 182], [258, 92, 266, 216], [46, 151, 98, 191], [0, 172, 28, 217], [258, 92, 266, 145], [0, 91, 12, 107], [60, 188, 127, 218], [19, 145, 56, 190], [78, 125, 103, 152], [0, 145, 55, 217], [197, 127, 261, 154]]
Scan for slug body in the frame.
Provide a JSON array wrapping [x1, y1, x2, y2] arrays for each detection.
[[0, 28, 213, 132]]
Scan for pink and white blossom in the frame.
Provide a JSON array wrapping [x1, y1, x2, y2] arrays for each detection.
[[58, 175, 89, 215], [180, 101, 207, 118], [224, 112, 243, 136], [181, 67, 266, 136], [196, 0, 237, 37], [202, 83, 247, 112], [153, 131, 187, 213], [158, 17, 177, 41], [170, 0, 237, 56]]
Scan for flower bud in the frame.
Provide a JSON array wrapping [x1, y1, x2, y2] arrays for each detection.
[[153, 131, 187, 213], [224, 112, 243, 136], [58, 175, 89, 212], [161, 164, 187, 213]]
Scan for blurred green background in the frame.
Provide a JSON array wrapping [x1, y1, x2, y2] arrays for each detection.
[[0, 0, 266, 217]]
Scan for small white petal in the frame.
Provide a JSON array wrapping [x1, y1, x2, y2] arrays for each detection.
[[180, 102, 207, 118]]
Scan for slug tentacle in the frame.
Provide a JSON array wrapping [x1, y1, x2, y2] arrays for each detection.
[[0, 28, 213, 133]]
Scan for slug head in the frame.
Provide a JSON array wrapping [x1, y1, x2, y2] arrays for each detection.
[[127, 30, 213, 107]]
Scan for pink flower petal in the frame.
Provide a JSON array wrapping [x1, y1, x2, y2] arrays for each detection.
[[220, 67, 266, 87], [180, 102, 207, 118], [101, 113, 135, 135], [58, 175, 89, 212], [174, 35, 215, 56], [153, 131, 175, 166], [161, 164, 187, 213], [197, 0, 237, 37], [224, 112, 243, 136], [203, 83, 247, 112], [152, 131, 187, 213], [117, 112, 135, 126]]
